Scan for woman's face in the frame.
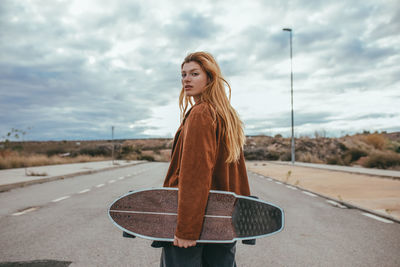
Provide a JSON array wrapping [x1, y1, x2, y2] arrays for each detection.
[[181, 61, 208, 102]]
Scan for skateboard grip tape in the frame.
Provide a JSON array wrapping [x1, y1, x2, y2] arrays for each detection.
[[241, 195, 258, 245]]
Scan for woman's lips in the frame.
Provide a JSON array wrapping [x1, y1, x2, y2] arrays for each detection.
[[184, 85, 193, 89]]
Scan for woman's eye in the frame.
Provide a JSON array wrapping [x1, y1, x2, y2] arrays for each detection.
[[192, 73, 199, 76], [181, 73, 186, 78]]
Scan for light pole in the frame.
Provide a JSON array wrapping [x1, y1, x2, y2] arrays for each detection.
[[283, 28, 295, 164], [111, 126, 115, 165]]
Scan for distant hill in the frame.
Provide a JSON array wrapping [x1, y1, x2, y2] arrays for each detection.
[[1, 132, 399, 170]]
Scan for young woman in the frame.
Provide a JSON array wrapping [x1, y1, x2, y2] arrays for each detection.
[[160, 51, 250, 266]]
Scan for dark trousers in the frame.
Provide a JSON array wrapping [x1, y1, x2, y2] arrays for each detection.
[[160, 242, 237, 267]]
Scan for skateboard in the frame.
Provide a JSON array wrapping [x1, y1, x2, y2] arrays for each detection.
[[108, 188, 284, 243]]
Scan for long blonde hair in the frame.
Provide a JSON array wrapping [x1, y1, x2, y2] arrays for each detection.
[[179, 51, 245, 163]]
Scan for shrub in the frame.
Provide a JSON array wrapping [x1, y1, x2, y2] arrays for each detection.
[[345, 148, 368, 162], [327, 154, 353, 166], [338, 142, 348, 151], [356, 156, 369, 167], [362, 151, 400, 169], [243, 148, 280, 161], [244, 148, 265, 160], [139, 155, 155, 161], [153, 147, 161, 155], [11, 144, 24, 151], [280, 151, 292, 161], [387, 141, 400, 154], [79, 146, 111, 157], [327, 155, 341, 165], [364, 134, 386, 150], [120, 145, 141, 156], [265, 151, 280, 160], [341, 153, 352, 166], [298, 152, 323, 163], [46, 148, 67, 157]]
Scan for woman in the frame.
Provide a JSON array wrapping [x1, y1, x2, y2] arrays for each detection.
[[160, 51, 250, 267]]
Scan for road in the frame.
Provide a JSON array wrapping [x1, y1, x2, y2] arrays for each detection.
[[0, 162, 399, 266]]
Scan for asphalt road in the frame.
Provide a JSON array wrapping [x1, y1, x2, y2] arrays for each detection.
[[0, 162, 399, 267]]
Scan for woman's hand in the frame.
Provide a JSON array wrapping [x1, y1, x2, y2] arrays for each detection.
[[173, 235, 197, 248]]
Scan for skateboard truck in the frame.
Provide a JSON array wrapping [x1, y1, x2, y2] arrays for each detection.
[[123, 231, 136, 239]]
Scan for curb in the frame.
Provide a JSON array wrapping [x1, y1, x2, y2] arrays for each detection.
[[0, 161, 146, 193], [249, 171, 400, 224]]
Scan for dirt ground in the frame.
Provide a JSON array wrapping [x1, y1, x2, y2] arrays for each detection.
[[246, 161, 400, 221]]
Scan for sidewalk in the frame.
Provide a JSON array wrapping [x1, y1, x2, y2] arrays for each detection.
[[0, 160, 144, 192], [247, 161, 400, 223], [273, 161, 400, 179]]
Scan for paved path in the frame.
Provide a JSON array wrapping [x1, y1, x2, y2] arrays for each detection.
[[274, 161, 400, 179], [0, 160, 143, 192]]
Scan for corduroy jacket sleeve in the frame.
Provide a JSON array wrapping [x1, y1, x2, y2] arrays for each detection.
[[175, 106, 217, 240]]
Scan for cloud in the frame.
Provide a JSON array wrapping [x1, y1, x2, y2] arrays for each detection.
[[164, 13, 219, 41], [245, 111, 335, 132], [0, 0, 399, 141]]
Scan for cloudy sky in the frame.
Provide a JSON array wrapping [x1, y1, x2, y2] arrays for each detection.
[[1, 0, 399, 141]]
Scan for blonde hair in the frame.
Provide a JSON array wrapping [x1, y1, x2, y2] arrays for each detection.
[[179, 51, 245, 163]]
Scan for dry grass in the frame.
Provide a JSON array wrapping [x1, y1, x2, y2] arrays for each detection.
[[297, 152, 324, 163], [363, 133, 387, 150], [0, 150, 108, 170], [1, 138, 173, 169]]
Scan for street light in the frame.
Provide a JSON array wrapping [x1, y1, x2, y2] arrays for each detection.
[[283, 28, 295, 164], [111, 126, 115, 165]]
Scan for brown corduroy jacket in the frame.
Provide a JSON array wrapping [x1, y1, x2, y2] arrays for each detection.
[[163, 101, 250, 240]]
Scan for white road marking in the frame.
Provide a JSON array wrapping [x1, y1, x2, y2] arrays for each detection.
[[12, 207, 39, 216], [267, 178, 273, 182], [275, 181, 283, 185], [78, 189, 90, 194], [51, 196, 70, 202], [110, 210, 231, 219], [118, 176, 125, 180], [302, 191, 318, 197], [96, 184, 105, 188], [362, 213, 393, 223], [326, 200, 347, 209], [286, 185, 297, 190], [109, 180, 116, 184]]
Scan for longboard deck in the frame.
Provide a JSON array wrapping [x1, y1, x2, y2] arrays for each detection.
[[108, 188, 284, 243]]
